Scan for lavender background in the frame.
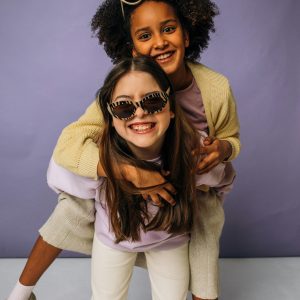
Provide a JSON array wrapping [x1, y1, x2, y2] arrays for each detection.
[[0, 0, 299, 258]]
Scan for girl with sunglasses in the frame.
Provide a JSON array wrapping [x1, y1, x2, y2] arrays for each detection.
[[48, 56, 234, 300], [8, 1, 240, 300]]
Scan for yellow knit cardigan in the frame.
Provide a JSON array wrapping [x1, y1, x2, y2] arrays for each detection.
[[53, 61, 240, 178]]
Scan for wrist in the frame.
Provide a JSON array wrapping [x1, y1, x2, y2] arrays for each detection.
[[120, 163, 136, 182], [223, 140, 232, 161]]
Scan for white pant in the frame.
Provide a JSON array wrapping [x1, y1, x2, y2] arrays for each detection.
[[91, 236, 189, 300]]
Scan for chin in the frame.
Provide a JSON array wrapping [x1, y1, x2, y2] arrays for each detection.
[[163, 65, 179, 77]]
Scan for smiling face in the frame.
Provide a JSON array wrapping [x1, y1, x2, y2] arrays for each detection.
[[110, 70, 174, 160], [130, 1, 189, 81]]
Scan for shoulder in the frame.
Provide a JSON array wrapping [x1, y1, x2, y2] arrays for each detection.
[[47, 157, 101, 199], [187, 61, 230, 91]]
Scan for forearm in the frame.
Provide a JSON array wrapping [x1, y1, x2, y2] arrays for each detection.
[[53, 100, 103, 179], [219, 136, 240, 161], [213, 85, 241, 161], [220, 139, 233, 161], [98, 160, 140, 183]]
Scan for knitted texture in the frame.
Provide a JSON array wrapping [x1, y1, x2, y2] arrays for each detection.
[[53, 62, 240, 178], [187, 62, 240, 162], [53, 101, 103, 180]]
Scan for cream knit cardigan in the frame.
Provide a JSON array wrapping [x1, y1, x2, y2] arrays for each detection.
[[53, 61, 240, 179]]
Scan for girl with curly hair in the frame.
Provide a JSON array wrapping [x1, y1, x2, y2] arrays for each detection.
[[8, 1, 240, 300]]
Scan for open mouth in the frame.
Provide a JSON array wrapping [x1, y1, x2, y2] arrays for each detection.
[[129, 123, 156, 133], [154, 51, 175, 62]]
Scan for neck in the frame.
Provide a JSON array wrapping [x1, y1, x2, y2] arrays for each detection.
[[169, 62, 193, 91], [128, 142, 163, 161]]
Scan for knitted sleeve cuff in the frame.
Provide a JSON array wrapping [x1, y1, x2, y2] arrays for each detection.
[[77, 141, 99, 179], [223, 137, 241, 161]]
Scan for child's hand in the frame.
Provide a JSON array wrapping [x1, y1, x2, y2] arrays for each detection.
[[197, 137, 232, 174], [122, 165, 176, 207]]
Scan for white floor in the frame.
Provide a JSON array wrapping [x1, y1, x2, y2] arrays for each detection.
[[1, 258, 300, 300]]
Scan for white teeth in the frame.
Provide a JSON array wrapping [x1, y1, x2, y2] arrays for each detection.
[[131, 124, 153, 131], [156, 52, 172, 60]]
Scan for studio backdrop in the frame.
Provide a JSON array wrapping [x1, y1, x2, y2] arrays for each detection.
[[0, 0, 299, 257]]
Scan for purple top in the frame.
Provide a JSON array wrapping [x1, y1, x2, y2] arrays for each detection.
[[47, 137, 234, 252], [175, 78, 208, 133]]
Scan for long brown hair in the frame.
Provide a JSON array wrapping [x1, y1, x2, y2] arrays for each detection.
[[97, 56, 200, 243]]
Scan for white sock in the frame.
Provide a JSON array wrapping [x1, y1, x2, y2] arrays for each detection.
[[7, 281, 34, 300]]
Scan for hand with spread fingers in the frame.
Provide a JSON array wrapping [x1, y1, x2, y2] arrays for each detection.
[[141, 182, 177, 207], [122, 165, 177, 207], [197, 137, 232, 174]]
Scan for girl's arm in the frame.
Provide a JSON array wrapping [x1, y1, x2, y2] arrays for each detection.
[[52, 100, 176, 204], [198, 85, 241, 173], [53, 101, 103, 180]]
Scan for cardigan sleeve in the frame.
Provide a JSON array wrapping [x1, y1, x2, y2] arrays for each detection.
[[188, 62, 241, 162], [213, 84, 241, 161], [52, 101, 104, 180]]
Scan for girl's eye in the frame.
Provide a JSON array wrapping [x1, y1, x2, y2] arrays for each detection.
[[163, 26, 176, 34], [138, 32, 151, 41]]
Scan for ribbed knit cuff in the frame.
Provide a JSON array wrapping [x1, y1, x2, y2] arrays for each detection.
[[77, 141, 99, 179], [223, 137, 240, 161]]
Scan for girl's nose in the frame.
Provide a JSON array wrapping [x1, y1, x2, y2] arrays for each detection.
[[154, 34, 168, 49], [134, 106, 146, 118]]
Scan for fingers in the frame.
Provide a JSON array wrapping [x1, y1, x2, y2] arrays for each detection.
[[198, 143, 215, 156], [142, 183, 176, 207], [147, 189, 176, 206], [163, 182, 177, 195], [200, 143, 217, 155], [158, 187, 176, 206], [197, 152, 220, 174], [203, 136, 215, 145], [192, 137, 215, 157], [142, 193, 163, 207], [126, 166, 177, 207], [197, 155, 219, 174], [142, 194, 148, 201], [197, 160, 219, 174], [148, 193, 163, 207]]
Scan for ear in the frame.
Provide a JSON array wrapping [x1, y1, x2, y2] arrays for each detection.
[[170, 111, 175, 119], [184, 30, 189, 48]]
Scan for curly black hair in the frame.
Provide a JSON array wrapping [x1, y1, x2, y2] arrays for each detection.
[[91, 0, 219, 63]]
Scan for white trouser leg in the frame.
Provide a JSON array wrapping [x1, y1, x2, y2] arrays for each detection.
[[145, 243, 189, 300], [91, 236, 137, 300]]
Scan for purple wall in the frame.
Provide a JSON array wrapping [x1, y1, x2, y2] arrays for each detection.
[[0, 0, 299, 258]]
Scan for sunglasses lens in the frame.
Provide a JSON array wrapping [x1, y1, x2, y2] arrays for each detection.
[[109, 92, 168, 120], [112, 103, 135, 119], [142, 96, 165, 114]]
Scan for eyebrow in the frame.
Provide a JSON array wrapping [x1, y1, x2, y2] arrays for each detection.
[[113, 91, 161, 101], [144, 91, 161, 97], [134, 19, 178, 36], [113, 95, 131, 101]]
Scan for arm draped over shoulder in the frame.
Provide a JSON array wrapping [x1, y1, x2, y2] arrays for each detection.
[[53, 101, 103, 179], [53, 62, 241, 179]]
